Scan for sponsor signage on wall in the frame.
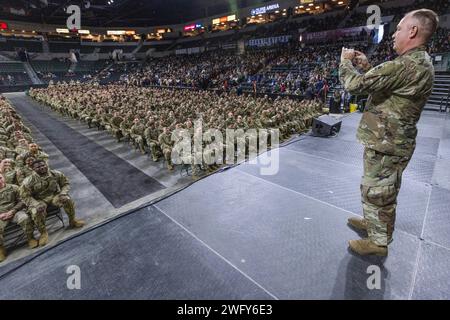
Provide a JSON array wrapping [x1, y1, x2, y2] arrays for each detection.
[[250, 3, 280, 16], [107, 30, 136, 35], [247, 35, 291, 47], [303, 26, 370, 42], [184, 24, 202, 31], [212, 15, 236, 25]]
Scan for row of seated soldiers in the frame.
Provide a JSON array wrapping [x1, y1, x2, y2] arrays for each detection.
[[0, 96, 84, 263], [29, 84, 325, 176]]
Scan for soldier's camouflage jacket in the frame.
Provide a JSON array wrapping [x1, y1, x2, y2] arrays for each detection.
[[0, 184, 24, 213], [20, 170, 70, 208], [339, 46, 434, 157]]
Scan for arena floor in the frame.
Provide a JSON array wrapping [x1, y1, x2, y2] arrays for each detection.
[[0, 92, 449, 299]]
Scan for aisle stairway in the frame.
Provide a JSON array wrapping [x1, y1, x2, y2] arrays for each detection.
[[425, 71, 450, 112]]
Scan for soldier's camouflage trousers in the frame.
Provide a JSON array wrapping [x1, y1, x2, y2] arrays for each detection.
[[91, 119, 102, 130], [29, 195, 77, 232], [0, 210, 34, 246], [131, 135, 145, 152], [161, 146, 172, 165], [147, 140, 160, 159], [361, 148, 410, 246]]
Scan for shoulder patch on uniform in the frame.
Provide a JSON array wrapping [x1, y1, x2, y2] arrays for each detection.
[[368, 61, 402, 77], [50, 169, 62, 176], [22, 175, 33, 185]]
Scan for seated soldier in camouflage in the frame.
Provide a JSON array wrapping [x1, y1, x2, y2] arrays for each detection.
[[107, 112, 124, 142], [14, 138, 29, 158], [81, 108, 96, 129], [8, 131, 33, 150], [99, 110, 112, 132], [0, 159, 19, 185], [130, 118, 146, 154], [16, 154, 36, 185], [0, 173, 38, 263], [27, 143, 49, 165], [91, 108, 104, 131], [158, 127, 174, 171], [20, 159, 85, 247], [120, 115, 133, 142], [0, 135, 7, 148], [144, 118, 161, 162], [0, 146, 16, 162], [17, 143, 48, 166], [5, 120, 31, 138]]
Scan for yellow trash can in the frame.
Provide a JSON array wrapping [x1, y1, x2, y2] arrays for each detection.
[[349, 103, 358, 113]]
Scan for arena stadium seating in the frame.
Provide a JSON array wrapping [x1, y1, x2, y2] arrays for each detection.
[[48, 41, 82, 53], [0, 62, 32, 86], [0, 37, 43, 53]]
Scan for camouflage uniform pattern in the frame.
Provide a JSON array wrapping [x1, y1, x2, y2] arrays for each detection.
[[340, 46, 434, 246], [19, 170, 76, 233], [0, 184, 34, 246], [29, 85, 325, 178]]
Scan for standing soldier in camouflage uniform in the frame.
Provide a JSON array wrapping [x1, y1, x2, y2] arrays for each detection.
[[0, 173, 38, 262], [340, 9, 438, 256], [20, 160, 85, 247]]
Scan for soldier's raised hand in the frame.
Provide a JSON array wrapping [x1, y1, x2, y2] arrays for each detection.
[[354, 50, 371, 71], [341, 47, 355, 61]]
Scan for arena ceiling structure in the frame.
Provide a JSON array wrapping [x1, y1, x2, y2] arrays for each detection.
[[0, 0, 276, 27]]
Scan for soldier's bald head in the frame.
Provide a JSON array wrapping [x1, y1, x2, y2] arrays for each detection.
[[405, 9, 439, 43]]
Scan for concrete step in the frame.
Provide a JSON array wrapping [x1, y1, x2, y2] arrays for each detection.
[[427, 99, 444, 105], [423, 104, 444, 111], [430, 96, 449, 100], [433, 90, 450, 94], [430, 95, 448, 100]]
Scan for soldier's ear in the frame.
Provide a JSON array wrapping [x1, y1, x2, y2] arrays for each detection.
[[410, 25, 419, 39]]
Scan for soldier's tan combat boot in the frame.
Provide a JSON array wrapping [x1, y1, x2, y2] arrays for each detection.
[[152, 156, 158, 162], [23, 222, 38, 249], [28, 238, 39, 249], [347, 217, 368, 231], [348, 239, 388, 256], [207, 166, 215, 173], [167, 163, 174, 171], [0, 245, 6, 263], [39, 231, 49, 247], [69, 218, 85, 229]]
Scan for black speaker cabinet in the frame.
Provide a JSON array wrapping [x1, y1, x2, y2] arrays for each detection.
[[312, 115, 342, 137]]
